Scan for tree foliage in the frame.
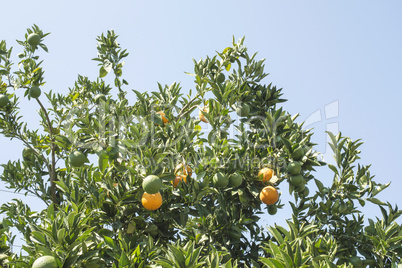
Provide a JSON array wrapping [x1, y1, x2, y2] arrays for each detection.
[[0, 25, 401, 267]]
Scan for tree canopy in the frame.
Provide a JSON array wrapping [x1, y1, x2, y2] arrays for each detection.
[[0, 25, 401, 267]]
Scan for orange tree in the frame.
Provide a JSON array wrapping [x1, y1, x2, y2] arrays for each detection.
[[0, 25, 401, 267]]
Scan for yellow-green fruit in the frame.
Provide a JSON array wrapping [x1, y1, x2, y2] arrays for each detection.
[[29, 86, 41, 98], [292, 146, 304, 160], [213, 172, 229, 188], [290, 174, 303, 186], [32, 256, 57, 268], [288, 161, 302, 175], [0, 94, 9, 107], [236, 104, 250, 117], [142, 175, 162, 194], [217, 73, 225, 83], [69, 151, 86, 167], [27, 33, 41, 46], [268, 205, 277, 215], [228, 173, 243, 187]]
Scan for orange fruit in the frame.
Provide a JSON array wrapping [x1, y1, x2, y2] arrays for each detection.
[[199, 106, 209, 123], [258, 168, 274, 182], [171, 174, 187, 187], [142, 192, 162, 211], [174, 163, 192, 177], [260, 186, 279, 205], [156, 111, 169, 124]]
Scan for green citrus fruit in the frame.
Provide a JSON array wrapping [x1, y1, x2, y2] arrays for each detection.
[[142, 175, 162, 194], [349, 256, 362, 267], [290, 174, 303, 186], [236, 104, 250, 117], [69, 151, 86, 167], [27, 33, 41, 46], [292, 146, 304, 160], [94, 94, 106, 103], [213, 172, 229, 188], [217, 73, 225, 83], [32, 256, 57, 268], [0, 94, 9, 107], [288, 161, 302, 175], [228, 173, 243, 187], [295, 182, 306, 192], [22, 147, 36, 162], [29, 86, 41, 98], [268, 205, 277, 215]]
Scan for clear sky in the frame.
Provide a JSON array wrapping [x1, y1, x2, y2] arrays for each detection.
[[1, 0, 402, 249]]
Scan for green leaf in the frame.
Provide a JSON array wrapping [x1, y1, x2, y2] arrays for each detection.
[[259, 258, 285, 268], [367, 198, 386, 206], [119, 252, 130, 267], [314, 179, 324, 193]]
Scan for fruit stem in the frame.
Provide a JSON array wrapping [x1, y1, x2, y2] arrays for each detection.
[[36, 98, 58, 206]]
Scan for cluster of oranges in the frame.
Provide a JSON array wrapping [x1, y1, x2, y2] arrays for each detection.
[[141, 164, 280, 212], [257, 168, 279, 206], [141, 109, 281, 212], [141, 163, 192, 211]]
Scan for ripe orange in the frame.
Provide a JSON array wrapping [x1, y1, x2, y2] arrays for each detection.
[[258, 168, 274, 182], [259, 186, 279, 205], [199, 106, 209, 123], [171, 174, 187, 187], [142, 192, 162, 211], [156, 111, 169, 124], [174, 163, 192, 177]]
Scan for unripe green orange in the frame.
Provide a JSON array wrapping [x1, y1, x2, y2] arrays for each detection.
[[213, 172, 229, 188], [0, 94, 9, 107], [69, 151, 86, 167], [29, 86, 41, 98], [228, 173, 243, 187], [32, 256, 57, 268], [142, 175, 162, 194], [288, 161, 302, 175], [27, 33, 41, 46]]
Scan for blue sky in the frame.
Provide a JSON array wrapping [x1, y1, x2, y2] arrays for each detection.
[[1, 1, 402, 248]]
